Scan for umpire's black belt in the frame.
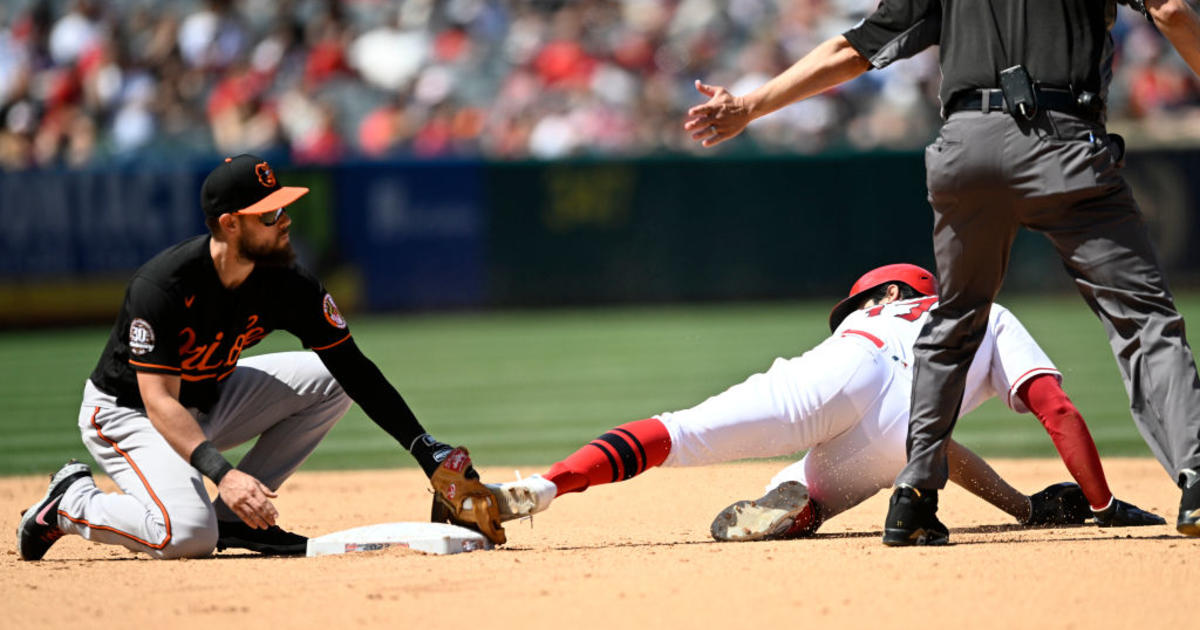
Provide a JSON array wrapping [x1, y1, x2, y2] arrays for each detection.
[[946, 87, 1101, 121]]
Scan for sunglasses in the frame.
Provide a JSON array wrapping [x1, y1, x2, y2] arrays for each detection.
[[237, 207, 287, 226]]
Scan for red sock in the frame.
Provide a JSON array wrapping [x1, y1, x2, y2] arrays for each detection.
[[544, 418, 672, 496], [782, 501, 822, 538], [1017, 374, 1113, 511]]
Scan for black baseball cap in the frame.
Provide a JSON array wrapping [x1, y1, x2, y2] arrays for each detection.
[[200, 154, 309, 219]]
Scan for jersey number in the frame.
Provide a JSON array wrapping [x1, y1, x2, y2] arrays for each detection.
[[866, 296, 937, 321]]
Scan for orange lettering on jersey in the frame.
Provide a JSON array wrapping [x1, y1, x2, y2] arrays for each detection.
[[179, 328, 202, 371], [225, 335, 247, 366], [179, 329, 229, 373], [242, 314, 268, 346], [225, 315, 267, 366], [196, 332, 225, 370], [185, 295, 195, 308], [180, 316, 270, 376]]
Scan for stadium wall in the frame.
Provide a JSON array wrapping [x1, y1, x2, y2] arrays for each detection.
[[2, 150, 1197, 326]]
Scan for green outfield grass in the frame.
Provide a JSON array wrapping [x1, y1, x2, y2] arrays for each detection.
[[2, 291, 1192, 476]]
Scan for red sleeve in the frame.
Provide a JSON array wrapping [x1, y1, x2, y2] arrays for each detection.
[[1017, 374, 1113, 511]]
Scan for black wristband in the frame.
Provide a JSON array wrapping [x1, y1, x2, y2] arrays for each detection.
[[408, 434, 444, 477], [189, 440, 234, 484], [408, 434, 479, 480]]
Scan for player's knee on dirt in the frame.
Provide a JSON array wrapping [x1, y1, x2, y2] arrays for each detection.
[[155, 521, 219, 559], [146, 492, 219, 559]]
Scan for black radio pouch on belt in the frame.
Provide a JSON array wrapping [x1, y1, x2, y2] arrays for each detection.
[[999, 65, 1037, 120]]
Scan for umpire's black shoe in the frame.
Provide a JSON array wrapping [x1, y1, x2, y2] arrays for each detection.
[[17, 459, 93, 561], [1177, 468, 1200, 537], [882, 485, 948, 547], [216, 520, 308, 555]]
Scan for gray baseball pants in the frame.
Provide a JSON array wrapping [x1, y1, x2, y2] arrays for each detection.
[[897, 109, 1200, 489], [57, 351, 351, 559]]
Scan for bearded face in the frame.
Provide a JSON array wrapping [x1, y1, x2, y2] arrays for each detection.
[[237, 222, 296, 267]]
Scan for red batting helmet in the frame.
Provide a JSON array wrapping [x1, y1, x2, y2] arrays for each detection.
[[828, 263, 938, 332]]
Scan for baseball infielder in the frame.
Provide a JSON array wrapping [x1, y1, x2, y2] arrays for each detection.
[[16, 154, 493, 561], [480, 264, 1162, 538]]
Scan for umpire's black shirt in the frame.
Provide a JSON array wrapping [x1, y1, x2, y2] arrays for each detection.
[[844, 0, 1149, 108]]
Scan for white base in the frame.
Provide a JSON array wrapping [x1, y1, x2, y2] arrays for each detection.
[[306, 522, 493, 557]]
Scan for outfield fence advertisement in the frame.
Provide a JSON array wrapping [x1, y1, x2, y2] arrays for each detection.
[[333, 161, 485, 311], [1, 150, 1197, 326]]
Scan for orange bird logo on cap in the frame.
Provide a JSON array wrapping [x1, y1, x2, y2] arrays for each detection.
[[255, 162, 276, 188]]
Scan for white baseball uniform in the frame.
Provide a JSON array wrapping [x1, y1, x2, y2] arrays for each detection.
[[656, 297, 1058, 518]]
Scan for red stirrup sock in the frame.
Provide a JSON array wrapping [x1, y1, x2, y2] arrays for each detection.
[[543, 418, 672, 497], [1017, 374, 1113, 511], [782, 501, 823, 538]]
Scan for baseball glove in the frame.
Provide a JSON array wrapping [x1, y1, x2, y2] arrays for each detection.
[[429, 447, 506, 545]]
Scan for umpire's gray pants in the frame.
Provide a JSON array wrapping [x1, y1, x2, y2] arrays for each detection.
[[897, 110, 1200, 489], [59, 352, 351, 558]]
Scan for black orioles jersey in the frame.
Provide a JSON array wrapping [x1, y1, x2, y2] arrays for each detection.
[[90, 234, 351, 412]]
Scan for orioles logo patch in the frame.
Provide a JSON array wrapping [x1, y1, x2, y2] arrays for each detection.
[[129, 318, 156, 355], [323, 293, 347, 329], [255, 161, 277, 187]]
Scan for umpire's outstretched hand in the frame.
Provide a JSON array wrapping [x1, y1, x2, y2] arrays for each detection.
[[218, 469, 280, 529], [684, 80, 751, 147]]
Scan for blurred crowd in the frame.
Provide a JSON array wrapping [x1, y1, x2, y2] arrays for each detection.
[[1, 0, 1198, 170]]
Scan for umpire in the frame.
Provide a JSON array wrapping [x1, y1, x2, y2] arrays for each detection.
[[685, 0, 1200, 544], [17, 155, 477, 560]]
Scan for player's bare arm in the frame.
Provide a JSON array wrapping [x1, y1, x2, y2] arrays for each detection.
[[135, 371, 205, 459], [136, 369, 279, 530], [1147, 0, 1200, 76], [947, 441, 1026, 519], [946, 440, 1031, 522], [684, 35, 870, 147]]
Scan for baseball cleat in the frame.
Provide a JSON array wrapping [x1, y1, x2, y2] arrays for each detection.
[[1176, 468, 1200, 537], [882, 485, 949, 547], [710, 481, 819, 542], [485, 474, 558, 522], [17, 459, 93, 561], [216, 520, 308, 555]]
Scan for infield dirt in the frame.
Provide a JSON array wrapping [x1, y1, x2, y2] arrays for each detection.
[[4, 458, 1193, 629]]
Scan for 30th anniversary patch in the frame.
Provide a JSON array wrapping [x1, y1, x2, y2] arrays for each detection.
[[128, 318, 156, 355]]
